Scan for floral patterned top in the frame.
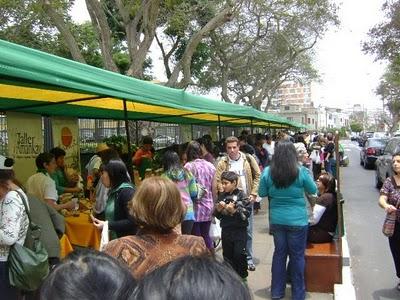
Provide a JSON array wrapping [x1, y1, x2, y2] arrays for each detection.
[[0, 189, 29, 261], [184, 159, 216, 222], [380, 176, 400, 222], [103, 229, 208, 279]]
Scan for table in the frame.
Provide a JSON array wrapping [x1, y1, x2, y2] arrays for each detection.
[[59, 234, 74, 258], [65, 213, 100, 250]]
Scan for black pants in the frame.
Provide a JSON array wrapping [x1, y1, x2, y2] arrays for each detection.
[[222, 228, 248, 279], [312, 163, 322, 181], [0, 261, 18, 300], [181, 220, 194, 235], [389, 222, 400, 278], [307, 226, 333, 243]]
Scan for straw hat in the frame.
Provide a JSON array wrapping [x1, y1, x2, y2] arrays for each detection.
[[96, 143, 110, 153]]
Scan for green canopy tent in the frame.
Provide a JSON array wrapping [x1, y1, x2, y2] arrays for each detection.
[[0, 39, 296, 129]]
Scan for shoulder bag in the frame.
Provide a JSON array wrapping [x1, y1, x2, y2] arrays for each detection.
[[382, 177, 400, 237], [186, 162, 207, 202], [8, 191, 49, 291]]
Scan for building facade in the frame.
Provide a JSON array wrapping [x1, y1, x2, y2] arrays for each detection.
[[269, 81, 312, 109]]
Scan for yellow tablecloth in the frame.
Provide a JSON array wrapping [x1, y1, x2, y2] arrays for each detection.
[[59, 234, 74, 258], [65, 213, 100, 250]]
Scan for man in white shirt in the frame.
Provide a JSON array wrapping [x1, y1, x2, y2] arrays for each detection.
[[263, 134, 275, 161], [26, 153, 75, 211]]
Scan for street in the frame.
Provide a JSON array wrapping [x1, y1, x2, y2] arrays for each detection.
[[341, 140, 399, 300]]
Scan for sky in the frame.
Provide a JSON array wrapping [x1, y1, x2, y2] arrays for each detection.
[[71, 0, 388, 110], [312, 0, 387, 110]]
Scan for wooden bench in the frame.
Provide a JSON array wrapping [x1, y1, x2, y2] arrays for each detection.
[[305, 238, 342, 293]]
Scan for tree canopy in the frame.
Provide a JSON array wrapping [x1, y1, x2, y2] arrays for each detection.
[[0, 0, 338, 111], [363, 0, 400, 132]]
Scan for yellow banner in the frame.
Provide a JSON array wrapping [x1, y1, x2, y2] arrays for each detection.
[[52, 117, 80, 171], [7, 112, 43, 184]]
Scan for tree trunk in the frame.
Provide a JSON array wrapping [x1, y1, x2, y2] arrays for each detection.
[[166, 5, 234, 88], [86, 0, 119, 72], [116, 0, 160, 78], [42, 0, 86, 63]]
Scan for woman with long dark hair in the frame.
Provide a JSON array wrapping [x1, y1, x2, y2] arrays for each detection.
[[162, 150, 197, 235], [198, 136, 215, 164], [0, 156, 29, 299], [379, 152, 400, 291], [308, 173, 338, 243], [258, 141, 317, 300], [184, 141, 216, 251], [91, 160, 136, 240]]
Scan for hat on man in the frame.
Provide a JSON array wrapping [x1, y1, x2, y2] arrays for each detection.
[[96, 143, 110, 153], [0, 155, 14, 170]]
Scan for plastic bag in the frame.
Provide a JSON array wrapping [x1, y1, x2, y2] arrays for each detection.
[[209, 218, 221, 241]]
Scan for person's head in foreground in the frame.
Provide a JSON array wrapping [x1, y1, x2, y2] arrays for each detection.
[[40, 249, 136, 300], [130, 176, 185, 233], [132, 255, 251, 300]]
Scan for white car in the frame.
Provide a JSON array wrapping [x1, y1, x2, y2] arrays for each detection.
[[373, 132, 388, 139], [153, 135, 176, 149]]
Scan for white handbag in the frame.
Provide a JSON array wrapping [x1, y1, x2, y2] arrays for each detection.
[[209, 218, 221, 241]]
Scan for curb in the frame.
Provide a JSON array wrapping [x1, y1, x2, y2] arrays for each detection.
[[334, 235, 356, 299]]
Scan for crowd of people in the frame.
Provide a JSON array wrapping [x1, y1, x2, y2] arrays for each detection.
[[0, 130, 343, 300]]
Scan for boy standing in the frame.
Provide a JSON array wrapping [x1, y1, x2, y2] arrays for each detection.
[[214, 171, 251, 281]]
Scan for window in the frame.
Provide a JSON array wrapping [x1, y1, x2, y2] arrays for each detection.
[[284, 106, 290, 111], [307, 118, 310, 124]]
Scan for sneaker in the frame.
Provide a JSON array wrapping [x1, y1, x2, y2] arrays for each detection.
[[248, 262, 256, 271], [397, 283, 400, 291]]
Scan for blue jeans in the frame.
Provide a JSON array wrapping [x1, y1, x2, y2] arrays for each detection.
[[325, 158, 335, 176], [246, 203, 254, 263], [270, 224, 308, 300]]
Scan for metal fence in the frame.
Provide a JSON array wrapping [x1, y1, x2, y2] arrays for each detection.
[[0, 114, 265, 156]]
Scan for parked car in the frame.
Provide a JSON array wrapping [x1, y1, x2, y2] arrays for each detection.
[[373, 132, 388, 139], [358, 131, 374, 147], [375, 137, 400, 188], [359, 138, 388, 169], [153, 135, 176, 149]]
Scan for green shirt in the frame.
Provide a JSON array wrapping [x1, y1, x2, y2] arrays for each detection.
[[105, 182, 133, 240], [50, 168, 68, 195]]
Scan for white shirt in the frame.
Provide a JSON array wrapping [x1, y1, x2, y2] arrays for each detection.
[[0, 189, 29, 260], [94, 181, 109, 214], [86, 155, 102, 176], [26, 173, 58, 203], [263, 141, 275, 159], [228, 154, 248, 193]]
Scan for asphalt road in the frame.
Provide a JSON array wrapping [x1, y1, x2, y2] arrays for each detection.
[[341, 140, 399, 300]]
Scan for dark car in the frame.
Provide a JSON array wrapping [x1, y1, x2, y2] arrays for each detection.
[[359, 138, 388, 169], [375, 137, 400, 188], [358, 131, 374, 147]]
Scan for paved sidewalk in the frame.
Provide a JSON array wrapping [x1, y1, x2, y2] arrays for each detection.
[[245, 202, 333, 300]]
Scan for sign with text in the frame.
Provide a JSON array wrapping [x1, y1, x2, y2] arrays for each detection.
[[52, 117, 80, 171], [7, 112, 43, 183]]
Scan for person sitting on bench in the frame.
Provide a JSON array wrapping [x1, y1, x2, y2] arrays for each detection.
[[308, 173, 338, 243]]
